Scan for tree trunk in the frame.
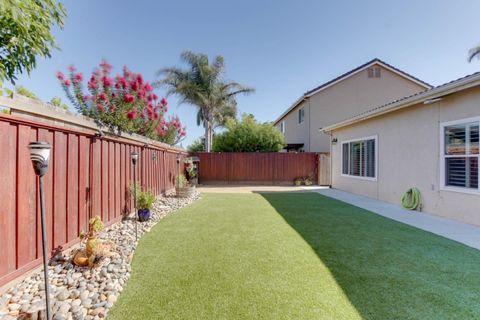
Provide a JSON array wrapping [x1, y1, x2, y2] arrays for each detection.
[[203, 109, 213, 152], [204, 123, 210, 152], [209, 126, 214, 151]]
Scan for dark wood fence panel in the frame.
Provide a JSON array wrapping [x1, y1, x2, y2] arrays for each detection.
[[192, 152, 322, 185], [0, 114, 185, 288]]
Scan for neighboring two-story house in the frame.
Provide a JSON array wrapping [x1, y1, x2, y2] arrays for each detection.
[[274, 58, 432, 152]]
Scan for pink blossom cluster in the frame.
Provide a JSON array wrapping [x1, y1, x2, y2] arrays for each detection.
[[156, 116, 186, 139], [57, 60, 186, 145]]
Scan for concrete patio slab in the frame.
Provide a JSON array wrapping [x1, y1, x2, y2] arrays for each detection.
[[315, 188, 480, 251], [197, 185, 329, 193]]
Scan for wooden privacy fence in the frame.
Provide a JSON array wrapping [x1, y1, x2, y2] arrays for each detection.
[[0, 96, 186, 288], [191, 152, 330, 185]]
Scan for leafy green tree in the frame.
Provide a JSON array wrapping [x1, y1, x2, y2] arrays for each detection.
[[1, 85, 38, 99], [0, 0, 66, 83], [156, 51, 254, 152], [468, 44, 480, 62], [0, 82, 12, 96], [49, 96, 68, 110], [213, 114, 285, 152], [13, 85, 39, 100], [187, 137, 207, 152], [2, 85, 69, 110]]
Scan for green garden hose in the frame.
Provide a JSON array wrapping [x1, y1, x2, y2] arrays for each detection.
[[401, 187, 421, 210]]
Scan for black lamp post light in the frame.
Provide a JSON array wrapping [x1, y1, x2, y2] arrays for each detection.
[[131, 151, 139, 241], [28, 141, 53, 320], [176, 154, 181, 198]]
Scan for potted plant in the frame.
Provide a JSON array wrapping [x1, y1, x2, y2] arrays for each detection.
[[83, 216, 103, 257], [294, 178, 303, 186], [175, 174, 195, 198], [74, 216, 104, 267], [138, 190, 155, 221], [184, 158, 198, 186], [303, 173, 315, 186]]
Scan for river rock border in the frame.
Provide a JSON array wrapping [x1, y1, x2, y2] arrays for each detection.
[[0, 192, 201, 320]]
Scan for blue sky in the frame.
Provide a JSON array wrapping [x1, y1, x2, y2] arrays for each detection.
[[10, 0, 480, 147]]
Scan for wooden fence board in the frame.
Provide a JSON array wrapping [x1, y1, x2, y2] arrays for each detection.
[[53, 131, 67, 248], [67, 134, 79, 242], [16, 125, 37, 268], [108, 142, 115, 222], [0, 123, 17, 276], [114, 143, 120, 219], [78, 136, 90, 234]]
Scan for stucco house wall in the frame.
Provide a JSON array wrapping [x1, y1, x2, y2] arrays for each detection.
[[330, 86, 480, 226], [275, 60, 429, 152], [308, 66, 427, 152], [276, 100, 310, 151]]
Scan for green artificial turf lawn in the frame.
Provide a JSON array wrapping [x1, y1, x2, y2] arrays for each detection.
[[108, 193, 480, 320]]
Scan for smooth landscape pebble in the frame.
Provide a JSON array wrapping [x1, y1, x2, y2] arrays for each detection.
[[0, 192, 200, 320]]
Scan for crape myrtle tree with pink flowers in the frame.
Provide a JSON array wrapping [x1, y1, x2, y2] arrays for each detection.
[[56, 60, 186, 145]]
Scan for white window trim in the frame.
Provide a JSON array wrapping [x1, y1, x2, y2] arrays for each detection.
[[340, 135, 378, 181], [280, 121, 286, 134], [439, 116, 480, 195]]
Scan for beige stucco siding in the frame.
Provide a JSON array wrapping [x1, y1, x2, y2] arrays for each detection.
[[330, 87, 480, 226], [309, 66, 426, 151], [277, 63, 427, 152], [276, 100, 310, 150]]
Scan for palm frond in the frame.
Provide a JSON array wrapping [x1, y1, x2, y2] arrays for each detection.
[[155, 51, 255, 141], [468, 45, 480, 62]]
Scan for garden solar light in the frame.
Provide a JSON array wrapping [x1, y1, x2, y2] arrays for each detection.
[[28, 141, 52, 320], [131, 151, 139, 165], [29, 142, 51, 176]]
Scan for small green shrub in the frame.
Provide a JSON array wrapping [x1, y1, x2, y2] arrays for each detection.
[[129, 182, 141, 200], [176, 174, 188, 188], [138, 191, 156, 210]]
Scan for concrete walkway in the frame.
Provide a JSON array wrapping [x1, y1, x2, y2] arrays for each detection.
[[315, 188, 480, 251], [197, 185, 328, 193]]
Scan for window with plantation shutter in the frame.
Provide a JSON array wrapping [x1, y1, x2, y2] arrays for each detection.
[[441, 118, 480, 193], [341, 136, 377, 180]]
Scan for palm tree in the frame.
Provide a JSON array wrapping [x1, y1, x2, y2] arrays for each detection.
[[156, 51, 254, 152], [468, 45, 480, 62]]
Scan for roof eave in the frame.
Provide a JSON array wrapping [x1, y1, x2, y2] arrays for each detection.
[[273, 59, 431, 125], [273, 96, 307, 125], [321, 73, 480, 133], [305, 60, 431, 97]]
